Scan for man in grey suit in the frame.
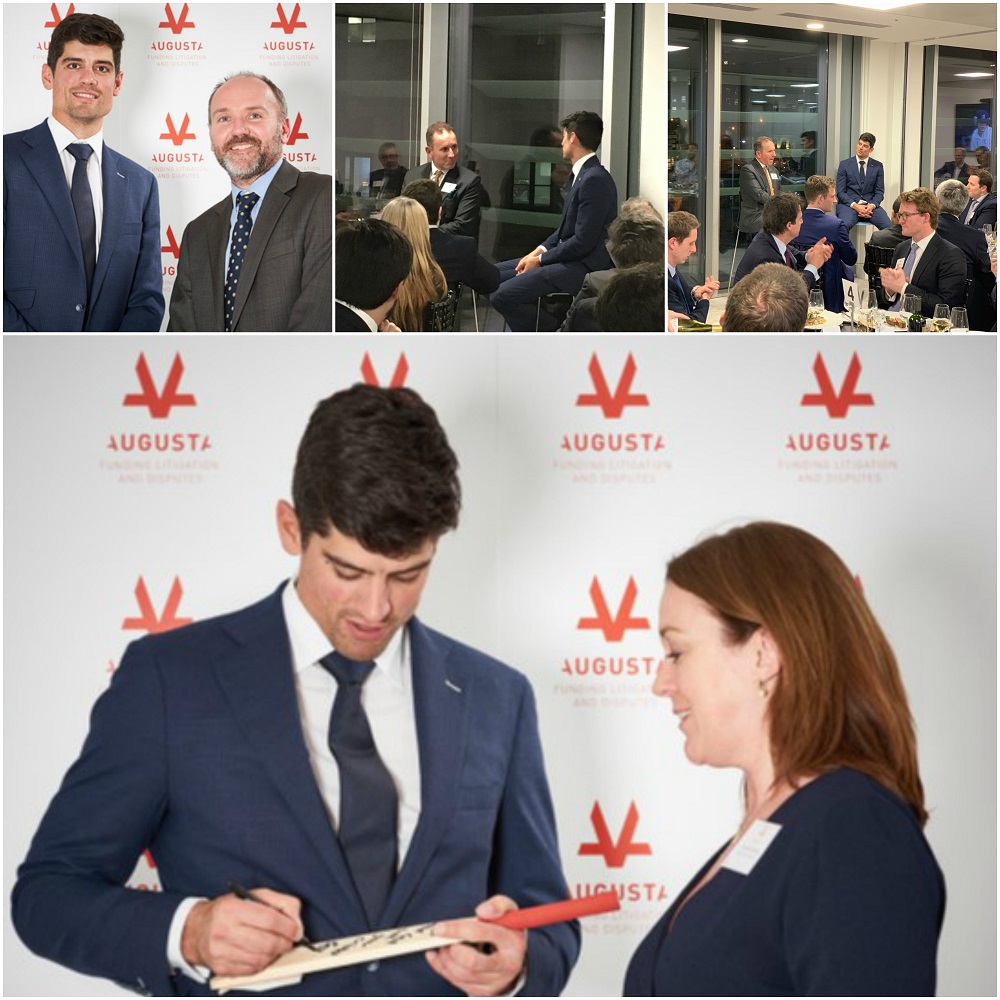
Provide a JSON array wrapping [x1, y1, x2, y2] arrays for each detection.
[[738, 136, 780, 238], [168, 73, 331, 331]]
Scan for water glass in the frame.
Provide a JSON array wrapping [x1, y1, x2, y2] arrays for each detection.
[[949, 307, 969, 333]]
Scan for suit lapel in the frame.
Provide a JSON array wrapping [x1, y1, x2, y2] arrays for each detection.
[[92, 144, 126, 303], [381, 619, 469, 927], [909, 236, 939, 286], [205, 196, 232, 326], [212, 587, 367, 927]]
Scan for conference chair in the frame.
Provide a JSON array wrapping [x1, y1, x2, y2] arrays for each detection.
[[424, 289, 460, 331], [862, 244, 896, 310]]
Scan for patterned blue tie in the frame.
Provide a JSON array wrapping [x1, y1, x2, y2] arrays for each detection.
[[889, 242, 919, 311], [67, 143, 96, 291], [224, 191, 259, 331]]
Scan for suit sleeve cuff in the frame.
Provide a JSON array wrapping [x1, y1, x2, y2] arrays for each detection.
[[168, 897, 211, 983], [805, 264, 820, 279]]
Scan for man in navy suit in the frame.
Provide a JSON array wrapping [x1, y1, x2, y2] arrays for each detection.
[[835, 132, 892, 231], [732, 193, 833, 290], [935, 179, 996, 330], [491, 110, 618, 331], [959, 169, 997, 229], [798, 175, 857, 313], [4, 13, 163, 332], [13, 384, 579, 996], [667, 211, 719, 323], [335, 218, 411, 331]]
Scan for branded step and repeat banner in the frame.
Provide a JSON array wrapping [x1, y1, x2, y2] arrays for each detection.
[[4, 336, 996, 997], [2, 2, 332, 329]]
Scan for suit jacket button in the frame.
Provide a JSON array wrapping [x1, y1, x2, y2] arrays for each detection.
[[75, 304, 84, 312], [366, 961, 380, 972]]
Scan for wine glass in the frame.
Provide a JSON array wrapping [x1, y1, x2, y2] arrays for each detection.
[[808, 288, 825, 327], [932, 304, 952, 332], [949, 307, 969, 333], [900, 294, 920, 325], [858, 289, 878, 332]]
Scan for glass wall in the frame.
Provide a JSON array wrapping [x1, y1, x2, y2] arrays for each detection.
[[447, 3, 606, 262], [335, 4, 423, 219], [667, 15, 706, 284]]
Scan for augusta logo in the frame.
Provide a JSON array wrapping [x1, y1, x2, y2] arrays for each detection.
[[123, 353, 196, 419], [800, 352, 874, 419], [121, 577, 193, 634], [158, 3, 195, 33], [161, 226, 181, 259], [271, 2, 307, 33], [286, 112, 310, 145], [577, 576, 650, 642], [576, 352, 649, 419], [45, 3, 75, 27], [578, 802, 652, 868], [160, 112, 197, 146], [361, 352, 409, 388]]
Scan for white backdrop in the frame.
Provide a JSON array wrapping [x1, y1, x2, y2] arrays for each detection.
[[2, 2, 332, 330], [3, 335, 997, 997]]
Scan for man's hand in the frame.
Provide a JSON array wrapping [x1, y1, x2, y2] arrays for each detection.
[[426, 895, 527, 997], [515, 248, 544, 275], [855, 202, 874, 219], [694, 276, 721, 300], [181, 888, 303, 977], [806, 237, 833, 269], [879, 264, 908, 296]]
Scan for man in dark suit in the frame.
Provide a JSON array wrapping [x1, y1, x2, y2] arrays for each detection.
[[491, 110, 618, 331], [737, 135, 780, 238], [335, 218, 411, 332], [868, 198, 907, 251], [878, 186, 968, 316], [798, 131, 819, 178], [368, 142, 407, 200], [665, 210, 718, 323], [402, 179, 499, 294], [935, 179, 996, 330], [168, 74, 332, 332], [934, 147, 974, 182], [959, 170, 997, 229], [732, 193, 833, 290], [835, 132, 892, 230], [403, 122, 483, 240], [13, 384, 579, 997], [797, 175, 857, 313], [4, 13, 163, 332]]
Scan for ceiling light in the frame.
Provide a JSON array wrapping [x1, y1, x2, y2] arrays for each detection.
[[791, 83, 820, 88], [732, 38, 749, 43], [955, 72, 994, 79], [667, 45, 689, 53], [806, 23, 824, 30], [765, 94, 786, 98], [750, 88, 766, 92]]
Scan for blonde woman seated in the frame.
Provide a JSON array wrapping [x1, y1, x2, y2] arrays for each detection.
[[379, 196, 448, 331]]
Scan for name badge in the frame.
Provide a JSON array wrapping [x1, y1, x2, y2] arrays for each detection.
[[721, 819, 782, 875], [441, 181, 458, 195]]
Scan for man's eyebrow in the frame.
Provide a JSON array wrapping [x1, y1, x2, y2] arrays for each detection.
[[324, 554, 433, 576], [61, 56, 115, 67], [212, 105, 270, 115]]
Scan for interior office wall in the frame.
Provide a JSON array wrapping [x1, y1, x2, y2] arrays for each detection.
[[861, 40, 909, 206], [4, 337, 996, 997], [639, 2, 666, 213]]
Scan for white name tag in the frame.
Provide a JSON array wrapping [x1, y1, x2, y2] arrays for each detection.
[[441, 181, 458, 194], [722, 819, 782, 875]]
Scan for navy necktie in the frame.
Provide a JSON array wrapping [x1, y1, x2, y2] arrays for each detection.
[[67, 143, 96, 291], [320, 651, 398, 925], [225, 190, 260, 332], [860, 159, 866, 184]]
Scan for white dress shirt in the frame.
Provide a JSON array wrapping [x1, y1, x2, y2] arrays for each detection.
[[47, 116, 104, 257]]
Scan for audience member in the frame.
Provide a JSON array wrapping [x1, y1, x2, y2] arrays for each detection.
[[933, 147, 973, 182], [491, 110, 618, 331], [868, 198, 907, 251], [737, 136, 780, 238], [878, 187, 967, 315], [403, 121, 483, 239], [369, 141, 407, 200], [666, 211, 719, 323], [799, 131, 818, 177], [402, 179, 500, 295], [798, 175, 856, 312], [959, 169, 996, 229], [835, 132, 891, 230], [334, 218, 411, 332], [562, 201, 664, 332], [732, 192, 832, 290], [379, 196, 449, 331], [935, 179, 995, 330], [672, 143, 699, 184], [595, 262, 665, 332], [973, 146, 991, 172], [721, 261, 809, 332]]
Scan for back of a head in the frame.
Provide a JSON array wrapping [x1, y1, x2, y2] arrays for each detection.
[[935, 179, 969, 217], [619, 196, 664, 223], [380, 197, 432, 255], [402, 179, 444, 227], [607, 215, 665, 268], [291, 384, 461, 556], [335, 219, 412, 311], [596, 261, 665, 331], [560, 110, 603, 152], [762, 193, 801, 236], [722, 262, 808, 332]]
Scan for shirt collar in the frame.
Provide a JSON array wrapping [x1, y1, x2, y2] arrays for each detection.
[[572, 151, 597, 180], [281, 578, 407, 687], [230, 156, 283, 207], [334, 299, 378, 332], [47, 115, 104, 167]]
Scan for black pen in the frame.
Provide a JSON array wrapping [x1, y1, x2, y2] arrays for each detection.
[[228, 880, 321, 952]]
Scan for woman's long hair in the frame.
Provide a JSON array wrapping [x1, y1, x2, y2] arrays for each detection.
[[667, 521, 927, 825], [379, 197, 447, 331]]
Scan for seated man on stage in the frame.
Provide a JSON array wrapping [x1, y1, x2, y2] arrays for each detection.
[[731, 193, 832, 290], [835, 132, 892, 231], [666, 211, 719, 322], [490, 111, 618, 331]]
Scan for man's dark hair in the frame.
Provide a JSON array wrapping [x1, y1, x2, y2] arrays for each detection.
[[892, 196, 902, 215], [401, 179, 443, 225], [560, 111, 603, 153], [425, 121, 456, 148], [607, 215, 664, 268], [595, 262, 665, 332], [762, 192, 802, 235], [335, 219, 412, 310], [858, 132, 877, 148], [48, 13, 124, 73], [801, 130, 817, 145], [972, 168, 994, 192], [291, 384, 461, 553], [722, 262, 808, 332]]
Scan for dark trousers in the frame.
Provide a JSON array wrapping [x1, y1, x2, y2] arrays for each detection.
[[490, 257, 589, 331]]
